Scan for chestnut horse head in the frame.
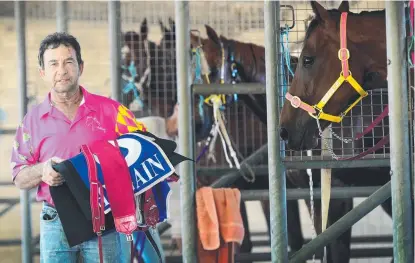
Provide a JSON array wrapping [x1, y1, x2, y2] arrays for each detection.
[[280, 1, 387, 150]]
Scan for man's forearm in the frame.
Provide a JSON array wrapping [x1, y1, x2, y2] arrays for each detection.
[[14, 163, 43, 189]]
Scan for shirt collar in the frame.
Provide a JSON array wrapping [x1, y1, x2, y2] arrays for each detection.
[[38, 86, 97, 118]]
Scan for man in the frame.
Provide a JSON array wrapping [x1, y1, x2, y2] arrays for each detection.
[[10, 32, 146, 262]]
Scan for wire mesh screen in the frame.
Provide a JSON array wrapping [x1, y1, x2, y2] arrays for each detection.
[[276, 1, 389, 162], [117, 1, 272, 169], [113, 1, 390, 169]]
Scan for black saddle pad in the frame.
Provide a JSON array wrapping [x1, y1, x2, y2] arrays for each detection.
[[50, 160, 116, 247]]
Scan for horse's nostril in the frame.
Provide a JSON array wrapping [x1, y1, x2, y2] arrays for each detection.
[[280, 128, 289, 141]]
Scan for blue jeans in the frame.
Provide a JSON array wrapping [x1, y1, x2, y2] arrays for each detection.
[[39, 203, 132, 263]]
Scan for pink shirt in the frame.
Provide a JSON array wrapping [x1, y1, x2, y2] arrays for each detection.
[[10, 86, 146, 206]]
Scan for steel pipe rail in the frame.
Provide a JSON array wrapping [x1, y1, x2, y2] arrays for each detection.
[[385, 2, 414, 262], [192, 83, 265, 95], [108, 0, 122, 103], [211, 144, 267, 188], [197, 165, 268, 176], [0, 129, 15, 135], [15, 2, 32, 263], [165, 248, 393, 263], [240, 186, 383, 201], [283, 156, 391, 169], [289, 181, 392, 262], [175, 2, 197, 262], [56, 0, 68, 32], [264, 1, 288, 261], [200, 156, 390, 176]]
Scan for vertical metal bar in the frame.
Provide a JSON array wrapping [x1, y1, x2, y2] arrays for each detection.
[[56, 0, 68, 32], [175, 1, 197, 262], [108, 0, 122, 102], [264, 1, 288, 262], [15, 2, 32, 263], [385, 2, 414, 263]]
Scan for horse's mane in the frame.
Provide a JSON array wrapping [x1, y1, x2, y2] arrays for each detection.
[[221, 36, 265, 65], [305, 8, 385, 42]]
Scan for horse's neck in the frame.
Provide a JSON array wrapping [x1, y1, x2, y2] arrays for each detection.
[[348, 13, 387, 79], [231, 40, 266, 84]]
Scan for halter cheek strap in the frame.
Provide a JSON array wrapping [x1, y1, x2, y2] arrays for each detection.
[[285, 12, 368, 123]]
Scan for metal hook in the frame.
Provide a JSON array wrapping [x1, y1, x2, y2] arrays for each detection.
[[280, 5, 296, 30]]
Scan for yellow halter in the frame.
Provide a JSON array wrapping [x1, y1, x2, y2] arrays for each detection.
[[285, 12, 368, 123]]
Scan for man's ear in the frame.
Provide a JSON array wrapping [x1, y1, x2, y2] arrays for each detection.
[[78, 62, 84, 76], [38, 66, 46, 79]]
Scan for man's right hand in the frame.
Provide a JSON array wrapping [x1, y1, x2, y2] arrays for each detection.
[[41, 157, 65, 186]]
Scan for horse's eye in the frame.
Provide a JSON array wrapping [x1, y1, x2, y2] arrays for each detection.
[[303, 56, 314, 68]]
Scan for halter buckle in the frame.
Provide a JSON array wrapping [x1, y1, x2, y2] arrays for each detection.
[[308, 106, 323, 120], [338, 48, 350, 61], [290, 96, 302, 108]]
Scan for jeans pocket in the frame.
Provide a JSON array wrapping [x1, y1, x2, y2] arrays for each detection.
[[40, 206, 58, 222]]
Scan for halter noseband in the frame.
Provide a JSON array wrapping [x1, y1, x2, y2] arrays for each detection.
[[285, 12, 368, 123]]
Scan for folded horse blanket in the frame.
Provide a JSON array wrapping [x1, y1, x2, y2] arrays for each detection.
[[50, 130, 191, 247]]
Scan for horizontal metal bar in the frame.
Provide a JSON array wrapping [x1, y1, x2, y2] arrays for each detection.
[[290, 181, 392, 262], [0, 239, 21, 246], [0, 235, 40, 247], [164, 248, 393, 262], [160, 232, 392, 244], [244, 235, 393, 247], [197, 156, 390, 174], [235, 248, 393, 261], [192, 83, 265, 95], [198, 157, 390, 175], [0, 198, 20, 204], [210, 144, 268, 188], [196, 166, 268, 176], [241, 186, 382, 201], [283, 156, 390, 169], [0, 182, 14, 186], [0, 129, 15, 135]]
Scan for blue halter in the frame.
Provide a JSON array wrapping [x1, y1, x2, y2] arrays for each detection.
[[121, 61, 144, 108]]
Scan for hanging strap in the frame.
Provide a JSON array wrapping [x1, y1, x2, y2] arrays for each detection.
[[88, 140, 138, 238], [81, 144, 105, 263]]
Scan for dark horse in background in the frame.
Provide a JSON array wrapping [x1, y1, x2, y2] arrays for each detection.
[[194, 1, 400, 262]]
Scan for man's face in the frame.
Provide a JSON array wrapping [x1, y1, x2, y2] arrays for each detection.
[[39, 44, 83, 94]]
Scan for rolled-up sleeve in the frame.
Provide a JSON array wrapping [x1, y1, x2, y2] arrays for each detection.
[[10, 119, 36, 181]]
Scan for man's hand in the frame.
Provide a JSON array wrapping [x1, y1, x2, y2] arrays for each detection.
[[41, 157, 65, 186]]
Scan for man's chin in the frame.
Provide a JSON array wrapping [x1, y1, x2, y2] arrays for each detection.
[[52, 84, 78, 94]]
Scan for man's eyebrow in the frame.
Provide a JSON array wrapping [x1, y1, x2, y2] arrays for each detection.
[[47, 57, 75, 63]]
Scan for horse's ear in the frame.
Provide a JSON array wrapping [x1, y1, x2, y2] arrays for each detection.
[[140, 18, 148, 40], [159, 20, 167, 33], [205, 25, 220, 46], [168, 17, 176, 32], [338, 1, 349, 12], [310, 1, 329, 22]]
